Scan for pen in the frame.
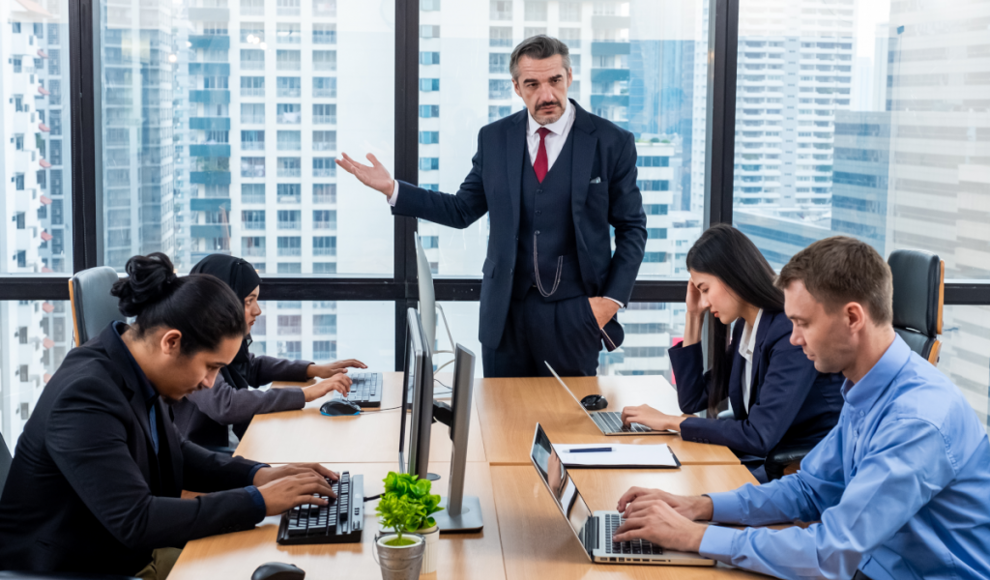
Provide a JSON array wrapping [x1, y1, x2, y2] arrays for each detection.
[[567, 447, 613, 453]]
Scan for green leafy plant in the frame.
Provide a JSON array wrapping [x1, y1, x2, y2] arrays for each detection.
[[375, 472, 443, 546]]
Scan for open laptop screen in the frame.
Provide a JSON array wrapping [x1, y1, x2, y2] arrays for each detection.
[[530, 424, 594, 543]]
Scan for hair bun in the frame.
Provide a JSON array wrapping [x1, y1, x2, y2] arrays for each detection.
[[111, 253, 179, 317]]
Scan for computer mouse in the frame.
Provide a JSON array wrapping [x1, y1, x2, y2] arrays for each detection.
[[321, 399, 361, 416], [581, 394, 608, 411], [251, 562, 305, 580]]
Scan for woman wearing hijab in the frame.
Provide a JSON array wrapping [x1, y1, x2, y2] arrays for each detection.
[[172, 254, 366, 449]]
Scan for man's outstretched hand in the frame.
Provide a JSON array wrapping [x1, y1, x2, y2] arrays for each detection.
[[336, 152, 395, 198]]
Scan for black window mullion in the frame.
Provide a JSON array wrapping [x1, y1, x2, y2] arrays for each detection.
[[394, 0, 420, 370], [68, 0, 99, 272], [704, 0, 739, 229]]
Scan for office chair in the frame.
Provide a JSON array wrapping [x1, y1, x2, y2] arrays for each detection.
[[764, 249, 946, 481], [888, 249, 944, 365], [69, 267, 124, 347], [0, 431, 12, 500]]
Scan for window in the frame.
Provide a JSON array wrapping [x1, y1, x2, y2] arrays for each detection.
[[241, 49, 264, 70], [277, 130, 301, 151], [277, 157, 302, 177], [242, 103, 265, 124], [313, 50, 336, 72], [313, 183, 335, 203], [313, 210, 335, 230], [242, 236, 265, 256], [241, 0, 264, 15], [313, 157, 335, 177], [240, 22, 264, 43], [490, 26, 512, 48], [313, 104, 336, 124], [419, 157, 439, 171], [276, 49, 301, 71], [242, 157, 266, 177], [489, 79, 512, 100], [242, 210, 266, 230], [421, 0, 441, 10], [489, 53, 510, 74], [419, 131, 440, 145], [313, 314, 336, 334], [277, 236, 302, 256], [313, 77, 336, 98], [277, 183, 301, 202], [241, 130, 265, 150], [276, 23, 300, 44], [277, 0, 301, 16], [277, 210, 301, 230], [421, 25, 440, 39], [560, 27, 580, 49], [276, 103, 301, 124], [420, 78, 440, 92], [313, 24, 336, 44], [490, 0, 512, 20], [240, 76, 264, 97], [313, 236, 336, 256], [524, 1, 547, 21], [560, 1, 581, 21], [419, 105, 439, 118], [313, 130, 336, 151], [242, 183, 265, 203], [419, 51, 440, 65]]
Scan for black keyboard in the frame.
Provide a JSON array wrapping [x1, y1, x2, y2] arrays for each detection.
[[277, 472, 364, 545], [605, 514, 663, 556], [341, 373, 382, 408], [592, 412, 651, 434]]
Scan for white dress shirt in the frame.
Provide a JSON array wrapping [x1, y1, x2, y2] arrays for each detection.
[[738, 308, 764, 413]]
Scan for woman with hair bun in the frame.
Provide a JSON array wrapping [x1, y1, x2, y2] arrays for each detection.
[[0, 253, 342, 578], [173, 253, 366, 450]]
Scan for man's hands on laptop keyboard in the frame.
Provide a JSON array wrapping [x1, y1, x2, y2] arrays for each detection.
[[612, 486, 711, 553]]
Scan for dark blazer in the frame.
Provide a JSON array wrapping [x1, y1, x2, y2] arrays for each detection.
[[670, 310, 845, 457], [393, 100, 647, 348], [0, 324, 265, 575], [173, 353, 311, 448]]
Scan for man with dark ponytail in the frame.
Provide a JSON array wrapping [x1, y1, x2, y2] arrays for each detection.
[[0, 253, 342, 579]]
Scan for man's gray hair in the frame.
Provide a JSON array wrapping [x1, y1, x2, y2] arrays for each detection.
[[509, 35, 571, 79]]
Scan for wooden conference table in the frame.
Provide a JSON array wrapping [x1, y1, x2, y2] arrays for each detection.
[[169, 373, 770, 580]]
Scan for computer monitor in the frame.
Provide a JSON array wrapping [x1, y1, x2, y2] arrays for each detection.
[[398, 307, 433, 480], [431, 344, 484, 533], [415, 235, 455, 374]]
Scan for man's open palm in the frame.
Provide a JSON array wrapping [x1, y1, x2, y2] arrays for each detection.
[[336, 152, 394, 197]]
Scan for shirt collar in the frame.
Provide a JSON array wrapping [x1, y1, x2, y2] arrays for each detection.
[[841, 333, 910, 412], [111, 321, 159, 405], [739, 309, 764, 362], [527, 98, 574, 138]]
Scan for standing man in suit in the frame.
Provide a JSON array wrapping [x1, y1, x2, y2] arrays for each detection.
[[338, 35, 647, 377]]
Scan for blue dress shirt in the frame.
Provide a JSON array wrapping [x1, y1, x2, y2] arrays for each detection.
[[110, 322, 268, 520], [698, 334, 990, 579]]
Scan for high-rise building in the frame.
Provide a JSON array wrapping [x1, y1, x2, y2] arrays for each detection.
[[0, 0, 73, 447]]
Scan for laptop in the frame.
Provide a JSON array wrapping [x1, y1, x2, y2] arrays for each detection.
[[529, 423, 714, 566], [545, 362, 676, 436]]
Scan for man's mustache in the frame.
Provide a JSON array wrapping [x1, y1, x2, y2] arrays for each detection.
[[536, 100, 561, 109]]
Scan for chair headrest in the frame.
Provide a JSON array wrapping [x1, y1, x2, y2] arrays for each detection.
[[888, 249, 941, 338]]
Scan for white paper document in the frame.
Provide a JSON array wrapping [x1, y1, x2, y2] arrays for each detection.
[[553, 442, 679, 468]]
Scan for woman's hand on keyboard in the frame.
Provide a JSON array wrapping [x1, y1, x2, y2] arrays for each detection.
[[307, 359, 368, 379], [620, 405, 686, 432], [303, 374, 353, 401]]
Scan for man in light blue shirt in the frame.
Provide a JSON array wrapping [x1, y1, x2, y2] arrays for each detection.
[[613, 236, 990, 580]]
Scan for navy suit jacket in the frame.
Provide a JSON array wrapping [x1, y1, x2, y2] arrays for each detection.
[[392, 100, 647, 348], [670, 310, 845, 457], [0, 324, 265, 575]]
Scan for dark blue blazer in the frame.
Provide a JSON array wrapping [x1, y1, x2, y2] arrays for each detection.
[[670, 310, 845, 457], [392, 100, 647, 348], [0, 324, 264, 575]]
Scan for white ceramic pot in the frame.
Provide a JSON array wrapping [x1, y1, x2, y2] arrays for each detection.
[[419, 524, 440, 574]]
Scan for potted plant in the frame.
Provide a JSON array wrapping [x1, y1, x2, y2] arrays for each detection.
[[374, 472, 444, 578]]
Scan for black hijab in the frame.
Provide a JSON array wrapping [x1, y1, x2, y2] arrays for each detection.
[[190, 254, 261, 391]]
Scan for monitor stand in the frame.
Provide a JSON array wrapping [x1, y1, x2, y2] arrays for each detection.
[[433, 495, 483, 533]]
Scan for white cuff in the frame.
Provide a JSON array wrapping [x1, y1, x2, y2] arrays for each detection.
[[603, 296, 625, 309], [387, 180, 399, 207]]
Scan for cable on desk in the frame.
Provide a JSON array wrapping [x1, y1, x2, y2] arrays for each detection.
[[364, 494, 382, 502]]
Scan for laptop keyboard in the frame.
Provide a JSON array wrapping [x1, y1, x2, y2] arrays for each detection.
[[605, 514, 663, 556], [339, 373, 382, 408], [592, 411, 651, 434]]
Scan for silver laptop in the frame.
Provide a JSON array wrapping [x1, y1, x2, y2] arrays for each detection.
[[545, 361, 675, 436], [530, 423, 714, 566]]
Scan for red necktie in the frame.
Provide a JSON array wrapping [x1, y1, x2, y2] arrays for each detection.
[[534, 127, 550, 183]]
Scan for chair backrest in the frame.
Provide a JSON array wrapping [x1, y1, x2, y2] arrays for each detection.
[[69, 266, 124, 346], [0, 430, 12, 500], [888, 249, 944, 365]]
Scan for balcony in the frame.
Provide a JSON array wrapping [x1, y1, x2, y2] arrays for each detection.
[[313, 115, 336, 125], [313, 88, 336, 98], [189, 35, 230, 50], [189, 144, 231, 157], [278, 167, 301, 178], [189, 90, 230, 104], [277, 87, 301, 98], [241, 141, 265, 151], [241, 60, 264, 70], [190, 171, 231, 185], [241, 87, 264, 97]]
